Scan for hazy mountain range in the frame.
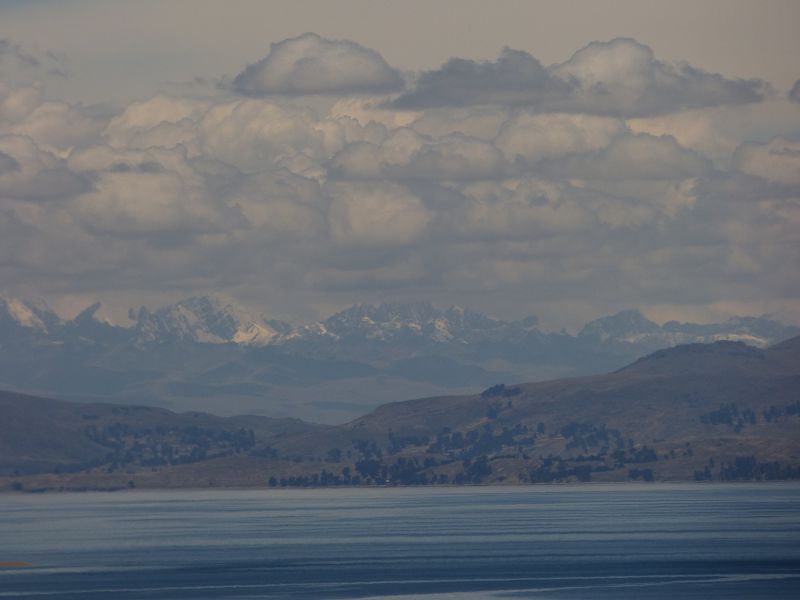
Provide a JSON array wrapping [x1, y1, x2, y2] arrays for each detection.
[[2, 335, 798, 491], [1, 293, 797, 422]]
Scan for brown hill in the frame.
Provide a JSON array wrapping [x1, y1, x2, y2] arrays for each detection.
[[1, 338, 798, 491]]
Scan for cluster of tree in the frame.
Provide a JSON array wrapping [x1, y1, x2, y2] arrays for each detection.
[[718, 456, 800, 481], [611, 446, 658, 465], [481, 384, 521, 399], [700, 403, 757, 432], [454, 456, 492, 483], [352, 438, 382, 460], [426, 424, 534, 458], [84, 422, 256, 470], [526, 455, 595, 483], [353, 455, 452, 485], [560, 422, 623, 453], [762, 401, 800, 422], [628, 468, 654, 481], [388, 432, 430, 454], [268, 467, 364, 487]]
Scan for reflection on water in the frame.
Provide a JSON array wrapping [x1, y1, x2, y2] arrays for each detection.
[[1, 483, 799, 598]]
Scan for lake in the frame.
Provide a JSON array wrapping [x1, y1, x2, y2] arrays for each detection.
[[1, 483, 799, 599]]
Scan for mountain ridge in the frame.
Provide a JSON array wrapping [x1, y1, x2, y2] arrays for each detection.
[[0, 292, 797, 423]]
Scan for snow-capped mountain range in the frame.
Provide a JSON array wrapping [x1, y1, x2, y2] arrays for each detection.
[[1, 291, 798, 422], [0, 293, 797, 351]]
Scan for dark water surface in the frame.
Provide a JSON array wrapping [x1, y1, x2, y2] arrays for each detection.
[[1, 484, 799, 599]]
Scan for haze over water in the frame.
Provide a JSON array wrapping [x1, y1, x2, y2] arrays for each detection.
[[1, 483, 799, 599]]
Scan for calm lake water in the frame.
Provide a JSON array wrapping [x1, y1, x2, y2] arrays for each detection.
[[1, 483, 799, 599]]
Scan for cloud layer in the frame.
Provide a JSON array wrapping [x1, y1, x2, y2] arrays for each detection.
[[394, 38, 769, 117], [0, 34, 798, 328]]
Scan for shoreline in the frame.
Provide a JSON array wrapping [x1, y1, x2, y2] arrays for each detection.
[[2, 479, 799, 496]]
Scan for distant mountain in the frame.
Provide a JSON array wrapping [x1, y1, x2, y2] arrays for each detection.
[[281, 302, 542, 358], [2, 336, 798, 491], [129, 296, 290, 347], [0, 294, 61, 338], [579, 309, 662, 342], [0, 293, 797, 423], [579, 309, 792, 349]]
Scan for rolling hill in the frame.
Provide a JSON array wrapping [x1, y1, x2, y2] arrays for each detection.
[[1, 336, 798, 491]]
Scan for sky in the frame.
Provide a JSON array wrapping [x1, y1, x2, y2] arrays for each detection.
[[0, 0, 799, 329]]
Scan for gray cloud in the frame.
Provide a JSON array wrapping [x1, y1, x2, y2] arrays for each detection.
[[393, 47, 567, 110], [789, 79, 800, 103], [394, 38, 769, 117], [0, 39, 40, 69], [0, 150, 21, 174], [232, 33, 404, 96]]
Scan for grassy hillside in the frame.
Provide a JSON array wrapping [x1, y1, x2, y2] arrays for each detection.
[[1, 338, 798, 491]]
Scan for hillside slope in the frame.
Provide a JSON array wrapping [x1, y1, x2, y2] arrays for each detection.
[[1, 337, 798, 491]]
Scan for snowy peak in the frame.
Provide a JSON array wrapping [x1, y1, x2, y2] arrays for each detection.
[[661, 315, 799, 348], [312, 302, 524, 344], [0, 294, 61, 334], [1, 291, 797, 353], [579, 309, 661, 342], [131, 296, 283, 346], [580, 310, 798, 348]]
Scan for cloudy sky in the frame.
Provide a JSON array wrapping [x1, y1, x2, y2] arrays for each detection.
[[1, 0, 799, 329]]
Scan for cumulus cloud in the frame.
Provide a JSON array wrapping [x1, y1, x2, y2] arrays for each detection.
[[393, 47, 566, 110], [232, 33, 404, 96], [394, 38, 769, 117], [537, 133, 713, 181], [105, 94, 386, 174], [733, 138, 800, 186], [0, 135, 89, 200], [0, 32, 797, 328], [496, 112, 626, 164], [0, 84, 103, 153], [70, 146, 247, 237], [627, 100, 800, 167], [450, 178, 597, 239], [330, 129, 507, 180], [233, 169, 326, 237], [327, 182, 432, 246], [550, 38, 768, 116]]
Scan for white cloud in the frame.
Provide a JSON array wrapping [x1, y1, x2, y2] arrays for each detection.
[[0, 134, 88, 200], [627, 100, 800, 167], [327, 182, 432, 246], [538, 133, 713, 180], [733, 138, 800, 186], [452, 178, 596, 238], [330, 129, 506, 180], [70, 146, 246, 237], [232, 33, 404, 96], [106, 95, 385, 175], [234, 169, 326, 237], [496, 112, 625, 164]]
